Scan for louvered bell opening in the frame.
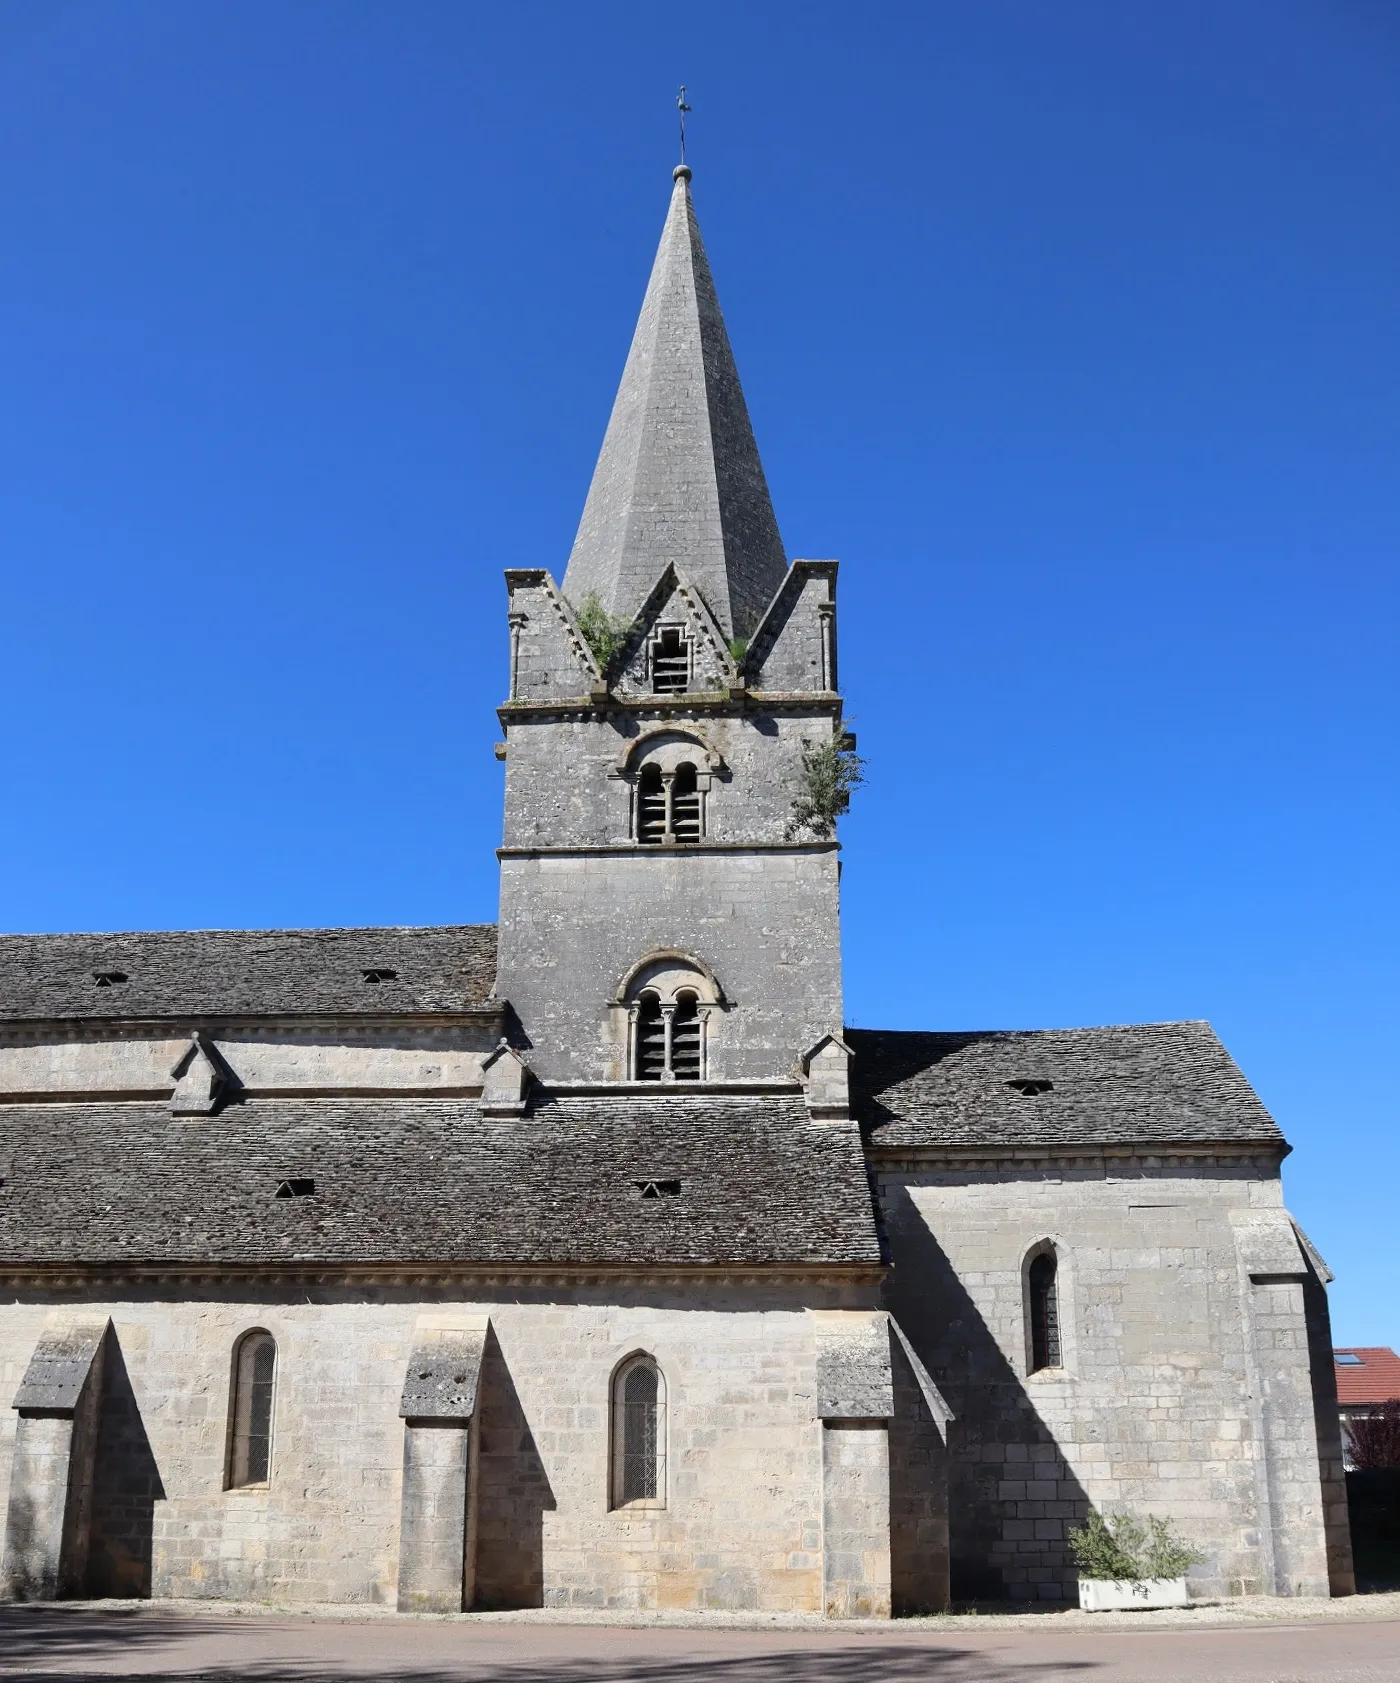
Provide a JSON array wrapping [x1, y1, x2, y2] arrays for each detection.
[[637, 765, 667, 844], [671, 762, 701, 843], [651, 628, 689, 694], [636, 992, 666, 1081], [670, 992, 701, 1080]]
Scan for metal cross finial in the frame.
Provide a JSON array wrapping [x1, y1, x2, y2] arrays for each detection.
[[677, 85, 692, 165]]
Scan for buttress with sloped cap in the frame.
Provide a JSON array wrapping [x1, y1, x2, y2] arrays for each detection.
[[561, 166, 789, 642]]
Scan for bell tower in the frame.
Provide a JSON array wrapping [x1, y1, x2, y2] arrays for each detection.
[[494, 167, 848, 1085]]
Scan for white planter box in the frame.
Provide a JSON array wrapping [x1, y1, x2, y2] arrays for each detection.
[[1078, 1576, 1189, 1612]]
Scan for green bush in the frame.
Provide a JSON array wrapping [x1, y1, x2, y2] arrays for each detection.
[[571, 591, 631, 674], [1068, 1512, 1204, 1580], [785, 728, 865, 840]]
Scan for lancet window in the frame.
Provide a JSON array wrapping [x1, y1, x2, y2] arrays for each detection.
[[227, 1329, 277, 1488], [611, 1354, 666, 1508], [1027, 1249, 1062, 1372]]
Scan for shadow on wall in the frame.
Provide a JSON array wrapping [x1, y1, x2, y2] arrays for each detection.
[[881, 1186, 1091, 1603], [472, 1326, 556, 1610], [85, 1327, 165, 1598], [888, 1333, 950, 1614]]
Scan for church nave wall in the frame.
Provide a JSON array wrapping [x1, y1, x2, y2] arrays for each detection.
[[0, 1288, 892, 1613]]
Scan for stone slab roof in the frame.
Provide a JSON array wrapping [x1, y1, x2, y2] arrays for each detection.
[[0, 1092, 881, 1269], [848, 1021, 1286, 1151], [0, 925, 498, 1022]]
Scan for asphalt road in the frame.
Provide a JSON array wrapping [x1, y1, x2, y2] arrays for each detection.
[[1, 1608, 1397, 1683]]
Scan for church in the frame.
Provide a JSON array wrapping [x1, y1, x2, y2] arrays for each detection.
[[0, 165, 1353, 1615]]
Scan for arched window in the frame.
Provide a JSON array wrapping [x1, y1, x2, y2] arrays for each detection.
[[635, 991, 667, 1081], [637, 764, 667, 844], [227, 1330, 277, 1487], [670, 991, 701, 1080], [612, 1354, 666, 1508], [634, 760, 702, 845], [670, 763, 700, 843], [1027, 1250, 1061, 1372], [619, 956, 720, 1082], [651, 627, 690, 694]]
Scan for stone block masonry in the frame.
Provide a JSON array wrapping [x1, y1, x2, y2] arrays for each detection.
[[877, 1153, 1344, 1602], [1, 1286, 918, 1613]]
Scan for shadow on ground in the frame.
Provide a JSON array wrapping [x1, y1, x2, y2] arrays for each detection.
[[0, 1606, 1096, 1683]]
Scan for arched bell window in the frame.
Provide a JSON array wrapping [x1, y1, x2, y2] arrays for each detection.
[[227, 1329, 277, 1488], [621, 733, 718, 845], [619, 956, 720, 1082], [1026, 1247, 1062, 1373], [611, 1353, 666, 1508], [670, 763, 700, 843]]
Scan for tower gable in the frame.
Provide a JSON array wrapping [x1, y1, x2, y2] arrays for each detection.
[[745, 561, 838, 695], [505, 569, 601, 704], [612, 565, 737, 698]]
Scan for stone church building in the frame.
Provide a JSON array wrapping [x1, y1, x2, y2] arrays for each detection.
[[0, 166, 1353, 1614]]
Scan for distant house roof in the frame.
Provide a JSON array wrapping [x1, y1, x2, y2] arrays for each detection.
[[0, 925, 498, 1021], [0, 1090, 881, 1272], [849, 1021, 1286, 1151], [1334, 1348, 1400, 1408]]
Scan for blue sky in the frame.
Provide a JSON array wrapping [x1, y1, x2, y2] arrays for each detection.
[[1, 2, 1395, 1343]]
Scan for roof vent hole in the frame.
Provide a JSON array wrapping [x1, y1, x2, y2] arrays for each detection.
[[275, 1178, 316, 1198], [1007, 1079, 1053, 1096], [635, 1179, 682, 1198], [93, 971, 128, 987], [362, 968, 398, 984]]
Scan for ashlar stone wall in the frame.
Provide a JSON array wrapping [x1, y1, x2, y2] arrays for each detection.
[[877, 1151, 1345, 1601], [0, 1283, 907, 1613]]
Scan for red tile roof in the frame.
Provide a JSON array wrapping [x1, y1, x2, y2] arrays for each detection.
[[1335, 1348, 1400, 1407]]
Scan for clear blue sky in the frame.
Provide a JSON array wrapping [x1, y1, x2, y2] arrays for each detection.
[[2, 2, 1395, 1343]]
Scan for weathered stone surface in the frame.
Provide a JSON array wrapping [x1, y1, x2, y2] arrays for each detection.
[[812, 1312, 894, 1420], [2, 1319, 107, 1601], [560, 171, 787, 642], [876, 1155, 1341, 1602], [399, 1319, 490, 1421]]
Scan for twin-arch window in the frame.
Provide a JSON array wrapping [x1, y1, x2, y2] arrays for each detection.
[[636, 762, 701, 844], [623, 958, 716, 1081]]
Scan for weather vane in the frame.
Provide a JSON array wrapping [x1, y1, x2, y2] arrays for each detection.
[[676, 85, 692, 166]]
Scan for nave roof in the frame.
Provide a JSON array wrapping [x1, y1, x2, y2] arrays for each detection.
[[0, 1091, 881, 1272], [0, 924, 498, 1022]]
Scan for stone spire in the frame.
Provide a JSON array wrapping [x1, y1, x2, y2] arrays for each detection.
[[561, 166, 788, 641]]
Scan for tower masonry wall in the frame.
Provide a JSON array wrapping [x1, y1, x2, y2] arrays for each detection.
[[0, 1285, 884, 1612], [496, 849, 842, 1082], [500, 712, 838, 851], [877, 1152, 1338, 1601]]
